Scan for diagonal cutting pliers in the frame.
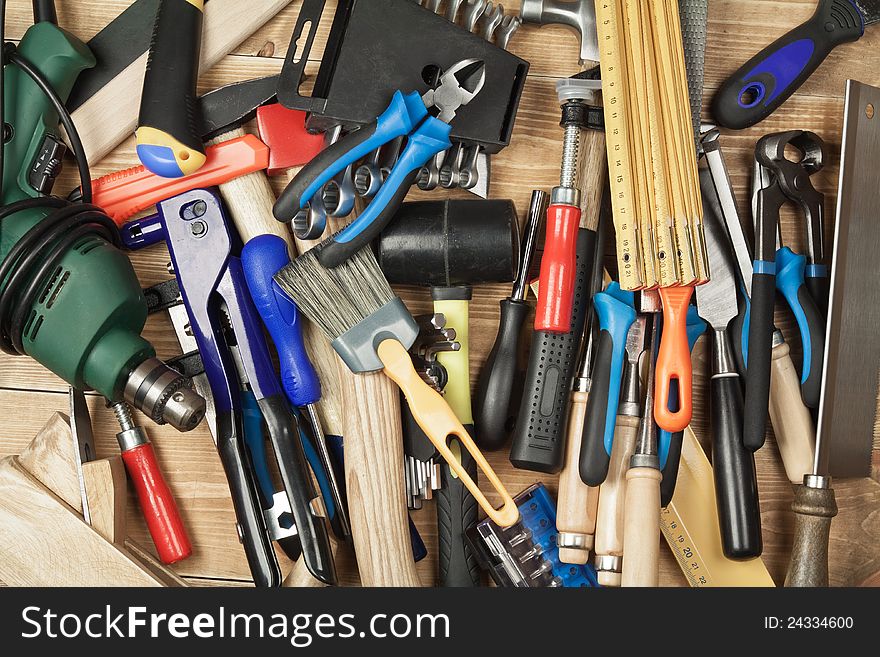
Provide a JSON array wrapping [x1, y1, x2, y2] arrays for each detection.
[[273, 58, 486, 268]]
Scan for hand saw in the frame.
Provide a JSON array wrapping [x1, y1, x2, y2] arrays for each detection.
[[68, 0, 294, 165]]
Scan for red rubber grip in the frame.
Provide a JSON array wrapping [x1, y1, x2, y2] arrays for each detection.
[[535, 204, 582, 333], [121, 443, 192, 564]]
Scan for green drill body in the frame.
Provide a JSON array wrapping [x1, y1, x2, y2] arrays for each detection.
[[1, 22, 154, 400]]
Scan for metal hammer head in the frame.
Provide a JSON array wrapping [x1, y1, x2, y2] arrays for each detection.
[[377, 199, 520, 287], [256, 102, 326, 176], [520, 0, 599, 63]]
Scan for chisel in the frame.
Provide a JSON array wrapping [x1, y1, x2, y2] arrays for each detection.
[[621, 314, 661, 587], [136, 0, 206, 177], [591, 314, 645, 586], [696, 182, 762, 560], [700, 129, 815, 483], [555, 208, 609, 564]]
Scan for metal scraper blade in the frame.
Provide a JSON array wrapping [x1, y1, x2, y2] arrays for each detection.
[[817, 79, 880, 478], [856, 0, 880, 24]]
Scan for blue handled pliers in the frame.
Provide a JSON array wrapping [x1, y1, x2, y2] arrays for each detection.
[[274, 59, 486, 268], [748, 131, 827, 414]]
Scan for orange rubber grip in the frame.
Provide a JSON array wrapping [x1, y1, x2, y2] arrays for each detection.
[[92, 135, 269, 225], [654, 287, 695, 433], [535, 203, 582, 332], [121, 443, 192, 564]]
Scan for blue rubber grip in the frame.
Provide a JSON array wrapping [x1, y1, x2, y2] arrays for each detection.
[[242, 235, 322, 407], [711, 0, 865, 129], [333, 116, 452, 246], [120, 213, 164, 251], [658, 307, 707, 468], [595, 284, 637, 456], [298, 91, 428, 207], [776, 247, 811, 383], [241, 389, 275, 506], [775, 246, 825, 410]]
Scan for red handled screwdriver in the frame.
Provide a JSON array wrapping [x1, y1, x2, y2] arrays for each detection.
[[535, 76, 603, 333], [111, 401, 192, 564]]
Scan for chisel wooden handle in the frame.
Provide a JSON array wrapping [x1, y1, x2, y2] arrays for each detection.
[[340, 366, 421, 586], [785, 483, 837, 587], [768, 340, 816, 484], [594, 414, 639, 587], [621, 466, 662, 587], [557, 390, 599, 564]]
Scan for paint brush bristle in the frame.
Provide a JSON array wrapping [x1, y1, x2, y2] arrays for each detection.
[[274, 246, 395, 341]]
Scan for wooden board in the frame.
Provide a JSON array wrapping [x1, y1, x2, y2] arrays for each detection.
[[1, 0, 879, 587]]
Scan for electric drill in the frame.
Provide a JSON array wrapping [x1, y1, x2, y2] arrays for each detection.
[[0, 21, 205, 432]]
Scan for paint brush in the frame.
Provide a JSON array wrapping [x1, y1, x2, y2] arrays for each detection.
[[275, 246, 519, 528]]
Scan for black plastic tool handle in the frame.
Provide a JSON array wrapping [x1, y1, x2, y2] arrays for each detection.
[[710, 372, 763, 560], [712, 0, 864, 129], [579, 329, 615, 486], [806, 275, 829, 320], [509, 229, 596, 474], [437, 433, 481, 587], [660, 430, 683, 508], [742, 270, 776, 451], [137, 0, 205, 176], [215, 411, 281, 587], [474, 298, 530, 450], [258, 395, 337, 585]]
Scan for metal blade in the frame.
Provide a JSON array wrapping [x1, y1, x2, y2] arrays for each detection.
[[66, 0, 162, 112], [625, 315, 647, 364], [856, 0, 880, 24], [701, 132, 754, 296], [814, 79, 880, 478], [695, 178, 739, 331], [199, 76, 280, 140], [68, 387, 97, 525]]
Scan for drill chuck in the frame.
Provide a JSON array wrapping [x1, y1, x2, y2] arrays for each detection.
[[124, 357, 206, 432]]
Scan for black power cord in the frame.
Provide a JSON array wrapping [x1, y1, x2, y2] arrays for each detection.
[[0, 0, 120, 355]]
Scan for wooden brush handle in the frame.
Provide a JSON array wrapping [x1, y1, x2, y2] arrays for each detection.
[[377, 339, 519, 528], [621, 466, 662, 587], [339, 364, 421, 587], [769, 340, 816, 484], [785, 483, 837, 587], [557, 390, 600, 564], [594, 414, 639, 586]]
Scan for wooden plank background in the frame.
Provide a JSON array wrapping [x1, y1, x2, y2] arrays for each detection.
[[1, 0, 878, 587]]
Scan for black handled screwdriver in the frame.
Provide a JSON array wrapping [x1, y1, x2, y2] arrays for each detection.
[[473, 190, 546, 451]]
